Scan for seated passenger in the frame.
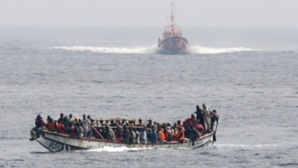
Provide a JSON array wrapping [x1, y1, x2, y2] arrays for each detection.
[[46, 116, 56, 132], [158, 127, 165, 143], [176, 127, 185, 143], [183, 114, 196, 128], [56, 121, 65, 134], [31, 115, 46, 139]]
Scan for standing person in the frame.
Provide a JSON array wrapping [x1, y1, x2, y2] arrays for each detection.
[[139, 127, 147, 144], [150, 126, 158, 144], [115, 126, 123, 142], [87, 115, 94, 137], [81, 114, 90, 137], [69, 114, 75, 125], [128, 127, 136, 145], [122, 125, 129, 143], [202, 104, 212, 132], [57, 113, 64, 124], [210, 110, 219, 131], [105, 125, 115, 141], [194, 105, 204, 127]]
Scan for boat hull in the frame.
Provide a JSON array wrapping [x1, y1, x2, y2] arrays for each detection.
[[32, 130, 214, 152], [158, 35, 189, 54]]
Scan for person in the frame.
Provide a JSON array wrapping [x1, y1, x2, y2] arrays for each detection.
[[158, 127, 165, 143], [197, 123, 205, 136], [46, 116, 56, 132], [105, 125, 115, 141], [164, 126, 172, 142], [56, 120, 65, 134], [87, 115, 94, 137], [31, 115, 46, 139], [133, 128, 140, 144], [57, 113, 64, 124], [150, 126, 158, 143], [128, 127, 136, 145], [81, 114, 91, 137], [146, 119, 153, 129], [69, 114, 75, 125], [183, 114, 197, 128], [122, 125, 129, 143], [210, 110, 219, 131], [74, 122, 83, 138], [176, 127, 185, 143], [194, 105, 204, 127], [62, 116, 70, 133], [115, 126, 123, 142], [176, 120, 182, 127], [136, 118, 144, 126], [202, 104, 212, 132], [139, 128, 147, 144]]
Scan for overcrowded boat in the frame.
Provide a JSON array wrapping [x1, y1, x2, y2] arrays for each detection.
[[29, 104, 219, 152]]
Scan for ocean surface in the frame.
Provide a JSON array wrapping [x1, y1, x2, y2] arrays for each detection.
[[0, 26, 297, 167]]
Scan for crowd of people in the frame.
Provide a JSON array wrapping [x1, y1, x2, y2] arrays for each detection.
[[31, 104, 219, 144]]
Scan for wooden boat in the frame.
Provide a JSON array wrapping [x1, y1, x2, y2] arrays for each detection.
[[31, 129, 215, 152]]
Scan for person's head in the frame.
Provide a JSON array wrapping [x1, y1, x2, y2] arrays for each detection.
[[202, 104, 206, 109], [60, 113, 64, 118], [191, 114, 195, 119], [36, 115, 41, 120], [69, 114, 72, 118], [138, 119, 142, 124], [83, 114, 86, 119], [87, 115, 90, 119]]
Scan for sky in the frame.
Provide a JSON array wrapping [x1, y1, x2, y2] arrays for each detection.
[[1, 0, 298, 27]]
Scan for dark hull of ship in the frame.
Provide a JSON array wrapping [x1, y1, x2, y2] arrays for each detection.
[[158, 35, 189, 54]]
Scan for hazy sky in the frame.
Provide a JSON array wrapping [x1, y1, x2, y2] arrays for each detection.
[[1, 0, 298, 27]]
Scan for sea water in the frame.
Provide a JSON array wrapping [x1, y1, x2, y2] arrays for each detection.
[[0, 26, 297, 167]]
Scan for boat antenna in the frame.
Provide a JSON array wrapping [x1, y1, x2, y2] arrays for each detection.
[[170, 2, 176, 30]]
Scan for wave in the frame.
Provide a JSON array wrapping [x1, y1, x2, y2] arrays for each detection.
[[52, 45, 257, 55], [87, 146, 152, 152], [52, 46, 156, 54], [187, 45, 256, 54]]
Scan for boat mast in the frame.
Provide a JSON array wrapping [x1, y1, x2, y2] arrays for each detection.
[[170, 2, 175, 31]]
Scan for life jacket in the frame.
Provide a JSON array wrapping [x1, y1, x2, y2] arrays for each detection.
[[48, 122, 56, 131], [197, 124, 205, 133], [159, 130, 165, 141], [177, 130, 185, 142], [163, 131, 170, 141], [183, 118, 196, 127], [57, 123, 65, 133]]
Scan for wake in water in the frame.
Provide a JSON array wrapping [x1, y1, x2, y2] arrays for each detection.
[[52, 46, 156, 54], [87, 146, 153, 152], [187, 45, 256, 54], [52, 45, 256, 55]]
